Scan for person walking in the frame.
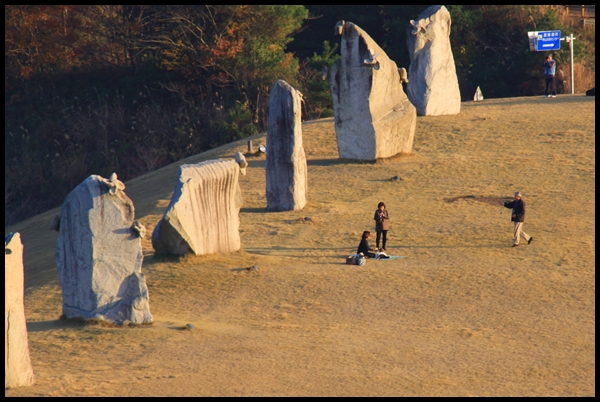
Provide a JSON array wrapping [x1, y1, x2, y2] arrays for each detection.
[[503, 191, 533, 247], [542, 54, 557, 98], [374, 202, 390, 251]]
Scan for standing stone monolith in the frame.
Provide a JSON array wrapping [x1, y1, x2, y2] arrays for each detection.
[[5, 232, 35, 389], [55, 174, 152, 325], [406, 5, 461, 116], [152, 159, 244, 255], [329, 21, 417, 160], [266, 80, 308, 211]]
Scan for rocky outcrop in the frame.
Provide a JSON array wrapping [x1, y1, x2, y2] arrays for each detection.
[[55, 174, 152, 325], [5, 232, 35, 389], [329, 21, 417, 160], [152, 159, 243, 255], [406, 5, 461, 116], [266, 80, 308, 211]]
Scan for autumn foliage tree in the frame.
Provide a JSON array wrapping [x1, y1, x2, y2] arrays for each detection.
[[5, 5, 307, 225]]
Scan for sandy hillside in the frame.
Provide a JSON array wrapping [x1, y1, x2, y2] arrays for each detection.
[[5, 94, 595, 397]]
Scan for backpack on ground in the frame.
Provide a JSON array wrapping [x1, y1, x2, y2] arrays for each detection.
[[346, 253, 366, 266]]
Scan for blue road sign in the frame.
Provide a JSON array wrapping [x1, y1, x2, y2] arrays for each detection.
[[528, 30, 561, 51], [535, 30, 561, 51]]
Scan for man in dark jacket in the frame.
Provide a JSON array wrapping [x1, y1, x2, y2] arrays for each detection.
[[503, 191, 533, 247]]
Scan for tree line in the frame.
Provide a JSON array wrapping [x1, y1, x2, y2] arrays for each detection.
[[5, 5, 594, 226]]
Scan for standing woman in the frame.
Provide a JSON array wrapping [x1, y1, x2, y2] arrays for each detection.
[[374, 202, 390, 251]]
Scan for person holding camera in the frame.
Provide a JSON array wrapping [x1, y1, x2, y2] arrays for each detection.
[[373, 202, 390, 251], [503, 191, 533, 247], [543, 54, 557, 98]]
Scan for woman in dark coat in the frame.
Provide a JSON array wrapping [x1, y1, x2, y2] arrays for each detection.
[[357, 231, 378, 258], [374, 202, 390, 251]]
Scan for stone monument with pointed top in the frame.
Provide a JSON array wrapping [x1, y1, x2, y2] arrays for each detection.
[[407, 5, 461, 116], [266, 80, 308, 212], [329, 21, 417, 160], [474, 86, 484, 101], [5, 232, 35, 389]]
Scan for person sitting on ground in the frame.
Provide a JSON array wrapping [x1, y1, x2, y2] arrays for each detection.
[[357, 231, 378, 258]]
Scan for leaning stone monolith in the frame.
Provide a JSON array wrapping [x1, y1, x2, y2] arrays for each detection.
[[152, 159, 244, 255], [5, 232, 35, 389], [55, 174, 153, 325], [406, 5, 461, 116], [329, 21, 417, 161], [266, 80, 308, 212]]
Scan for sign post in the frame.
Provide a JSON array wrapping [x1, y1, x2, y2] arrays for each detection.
[[564, 33, 576, 94], [528, 30, 577, 94]]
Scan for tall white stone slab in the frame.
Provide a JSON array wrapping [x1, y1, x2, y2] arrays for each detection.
[[55, 175, 153, 325], [5, 233, 35, 389], [329, 21, 417, 161], [152, 159, 243, 255], [266, 80, 308, 212], [406, 5, 461, 116]]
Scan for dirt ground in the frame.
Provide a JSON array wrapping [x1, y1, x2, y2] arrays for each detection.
[[5, 94, 595, 396]]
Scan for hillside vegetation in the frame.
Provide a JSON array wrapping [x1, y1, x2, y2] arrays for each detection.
[[5, 94, 595, 396]]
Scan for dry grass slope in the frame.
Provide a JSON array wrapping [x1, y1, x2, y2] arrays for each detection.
[[5, 94, 595, 396]]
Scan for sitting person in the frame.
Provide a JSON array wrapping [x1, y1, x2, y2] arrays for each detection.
[[357, 231, 378, 258]]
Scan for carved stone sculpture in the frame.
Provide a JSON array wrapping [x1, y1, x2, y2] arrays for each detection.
[[398, 68, 409, 84], [266, 80, 308, 212], [235, 151, 248, 176], [329, 21, 417, 160], [5, 232, 35, 389], [335, 20, 345, 35], [132, 220, 146, 239], [152, 159, 243, 255], [55, 175, 153, 325], [98, 172, 126, 194], [406, 5, 461, 116]]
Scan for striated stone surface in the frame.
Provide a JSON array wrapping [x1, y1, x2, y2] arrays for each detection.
[[152, 159, 243, 255], [329, 21, 417, 161], [5, 232, 35, 389], [55, 175, 152, 325], [266, 80, 308, 211], [406, 5, 461, 116]]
